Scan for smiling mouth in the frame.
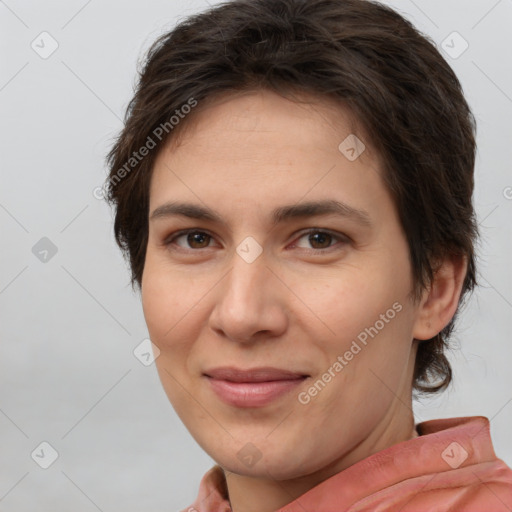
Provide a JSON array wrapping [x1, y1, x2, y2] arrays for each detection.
[[203, 367, 309, 407]]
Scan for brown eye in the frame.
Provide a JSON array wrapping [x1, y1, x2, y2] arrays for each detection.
[[293, 229, 348, 252], [166, 230, 214, 250], [307, 231, 333, 249], [186, 231, 211, 249]]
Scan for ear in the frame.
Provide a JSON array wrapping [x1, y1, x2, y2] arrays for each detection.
[[412, 254, 467, 341]]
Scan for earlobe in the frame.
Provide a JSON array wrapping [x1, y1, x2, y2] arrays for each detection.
[[412, 254, 467, 341]]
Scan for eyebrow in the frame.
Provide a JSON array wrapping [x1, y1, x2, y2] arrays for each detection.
[[150, 199, 372, 227]]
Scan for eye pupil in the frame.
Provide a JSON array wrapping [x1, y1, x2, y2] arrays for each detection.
[[188, 232, 210, 248], [309, 232, 331, 247]]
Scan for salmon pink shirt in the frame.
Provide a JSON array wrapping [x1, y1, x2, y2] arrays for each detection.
[[181, 416, 512, 511]]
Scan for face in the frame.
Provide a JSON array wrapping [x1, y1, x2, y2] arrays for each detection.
[[142, 89, 423, 481]]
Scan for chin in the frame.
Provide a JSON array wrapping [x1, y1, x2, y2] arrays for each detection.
[[204, 437, 319, 481], [222, 456, 306, 480]]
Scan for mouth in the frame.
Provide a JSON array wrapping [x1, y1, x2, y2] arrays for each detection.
[[203, 367, 309, 407]]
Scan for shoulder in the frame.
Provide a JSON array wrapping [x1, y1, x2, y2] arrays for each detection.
[[348, 459, 512, 511], [410, 459, 512, 511]]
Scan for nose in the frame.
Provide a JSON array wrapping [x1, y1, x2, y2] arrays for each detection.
[[208, 250, 288, 344]]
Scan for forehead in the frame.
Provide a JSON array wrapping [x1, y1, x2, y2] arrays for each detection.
[[148, 88, 391, 225], [166, 88, 374, 157]]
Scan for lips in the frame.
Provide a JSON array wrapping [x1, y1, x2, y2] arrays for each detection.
[[204, 367, 307, 382], [203, 367, 308, 407]]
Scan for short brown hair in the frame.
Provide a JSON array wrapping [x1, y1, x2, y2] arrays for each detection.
[[105, 0, 478, 395]]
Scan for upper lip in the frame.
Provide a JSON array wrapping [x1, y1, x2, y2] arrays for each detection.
[[204, 367, 308, 383]]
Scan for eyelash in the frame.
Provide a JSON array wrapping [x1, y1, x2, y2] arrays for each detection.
[[163, 228, 349, 254]]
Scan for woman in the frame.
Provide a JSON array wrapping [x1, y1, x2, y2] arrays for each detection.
[[104, 0, 512, 510]]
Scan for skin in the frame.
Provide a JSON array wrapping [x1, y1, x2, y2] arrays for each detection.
[[141, 89, 466, 512]]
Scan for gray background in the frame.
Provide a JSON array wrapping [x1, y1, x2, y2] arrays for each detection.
[[1, 0, 511, 510]]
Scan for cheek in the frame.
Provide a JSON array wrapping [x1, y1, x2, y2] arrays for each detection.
[[141, 256, 212, 390], [141, 264, 201, 413], [295, 255, 415, 391], [141, 253, 196, 342], [302, 263, 408, 342]]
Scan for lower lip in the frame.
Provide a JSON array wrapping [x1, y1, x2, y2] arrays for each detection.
[[206, 377, 306, 407]]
